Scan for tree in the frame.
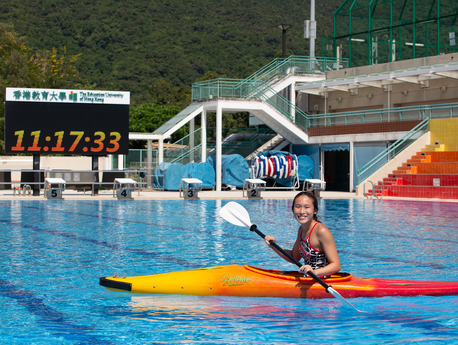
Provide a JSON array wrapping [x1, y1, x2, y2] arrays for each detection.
[[195, 70, 228, 82], [129, 103, 187, 149], [0, 22, 83, 153], [148, 79, 190, 109], [30, 47, 82, 89]]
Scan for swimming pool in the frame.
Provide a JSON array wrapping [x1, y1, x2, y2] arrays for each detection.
[[1, 199, 458, 344]]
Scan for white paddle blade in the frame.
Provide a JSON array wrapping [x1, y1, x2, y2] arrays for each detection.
[[327, 287, 361, 312], [219, 202, 252, 228]]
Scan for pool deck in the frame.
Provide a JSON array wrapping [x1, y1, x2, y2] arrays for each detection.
[[1, 189, 457, 202]]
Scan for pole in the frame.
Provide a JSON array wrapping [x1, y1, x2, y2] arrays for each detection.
[[310, 0, 315, 58], [278, 24, 291, 58], [33, 154, 40, 196], [283, 29, 287, 58], [92, 156, 99, 196]]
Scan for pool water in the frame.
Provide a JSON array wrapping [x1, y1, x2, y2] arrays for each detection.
[[1, 199, 458, 344]]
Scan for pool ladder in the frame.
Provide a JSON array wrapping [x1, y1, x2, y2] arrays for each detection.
[[13, 185, 32, 197], [363, 180, 385, 199]]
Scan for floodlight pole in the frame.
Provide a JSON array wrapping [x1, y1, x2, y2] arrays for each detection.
[[277, 24, 292, 58], [310, 0, 315, 58]]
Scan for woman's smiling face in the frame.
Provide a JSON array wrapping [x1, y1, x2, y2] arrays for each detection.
[[293, 195, 317, 225]]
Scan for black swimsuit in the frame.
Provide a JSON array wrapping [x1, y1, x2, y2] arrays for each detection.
[[298, 222, 329, 270]]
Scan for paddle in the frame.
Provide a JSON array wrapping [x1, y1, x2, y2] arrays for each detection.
[[219, 201, 361, 312]]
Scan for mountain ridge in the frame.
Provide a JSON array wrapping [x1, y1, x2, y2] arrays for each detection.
[[0, 0, 341, 104]]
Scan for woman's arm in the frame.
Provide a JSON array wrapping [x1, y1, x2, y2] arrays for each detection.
[[264, 229, 302, 264]]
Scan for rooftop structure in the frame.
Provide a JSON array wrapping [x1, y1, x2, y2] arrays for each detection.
[[324, 0, 458, 67]]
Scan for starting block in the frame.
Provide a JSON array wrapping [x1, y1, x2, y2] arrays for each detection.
[[303, 179, 326, 197], [243, 179, 266, 199], [45, 178, 66, 199], [179, 178, 202, 199], [113, 178, 137, 199]]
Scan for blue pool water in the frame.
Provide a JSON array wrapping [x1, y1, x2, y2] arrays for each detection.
[[1, 199, 458, 344]]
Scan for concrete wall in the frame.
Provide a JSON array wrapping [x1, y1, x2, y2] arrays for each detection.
[[0, 156, 111, 170], [309, 77, 458, 115], [430, 118, 458, 151], [308, 53, 458, 115], [0, 156, 112, 183], [327, 53, 458, 79]]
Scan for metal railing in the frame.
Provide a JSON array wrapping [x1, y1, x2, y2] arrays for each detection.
[[207, 128, 277, 158], [168, 145, 203, 165], [0, 169, 147, 197], [164, 126, 278, 164], [163, 128, 203, 164], [192, 55, 347, 99], [356, 118, 430, 184], [307, 102, 458, 129], [355, 103, 458, 185], [192, 78, 261, 100], [243, 55, 348, 85], [192, 78, 309, 129]]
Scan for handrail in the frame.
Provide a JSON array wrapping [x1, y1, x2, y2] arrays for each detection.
[[169, 145, 202, 164], [163, 127, 202, 163], [376, 180, 385, 199], [248, 81, 308, 122], [243, 58, 286, 82], [165, 127, 277, 163], [307, 102, 458, 126], [242, 55, 348, 84], [192, 78, 309, 127], [363, 180, 374, 198], [357, 118, 430, 184]]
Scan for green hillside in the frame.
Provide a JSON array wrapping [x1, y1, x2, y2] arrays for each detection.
[[0, 0, 341, 104]]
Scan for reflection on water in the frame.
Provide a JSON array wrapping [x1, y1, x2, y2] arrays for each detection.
[[128, 295, 341, 320], [122, 294, 458, 344]]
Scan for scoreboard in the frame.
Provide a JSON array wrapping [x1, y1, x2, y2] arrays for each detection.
[[4, 88, 130, 155]]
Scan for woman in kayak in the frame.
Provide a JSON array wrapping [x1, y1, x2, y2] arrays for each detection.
[[264, 191, 341, 278]]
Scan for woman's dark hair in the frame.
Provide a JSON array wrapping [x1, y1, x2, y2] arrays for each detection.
[[291, 191, 319, 221]]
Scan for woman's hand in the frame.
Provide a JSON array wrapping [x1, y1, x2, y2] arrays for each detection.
[[299, 264, 313, 276], [264, 235, 275, 246]]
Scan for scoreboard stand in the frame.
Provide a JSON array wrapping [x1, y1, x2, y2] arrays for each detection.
[[45, 178, 66, 199]]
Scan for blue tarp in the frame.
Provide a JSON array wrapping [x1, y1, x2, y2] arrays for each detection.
[[154, 161, 216, 190], [297, 155, 314, 181], [189, 162, 215, 189], [153, 162, 187, 191], [207, 154, 249, 188], [185, 162, 197, 177], [292, 145, 320, 179]]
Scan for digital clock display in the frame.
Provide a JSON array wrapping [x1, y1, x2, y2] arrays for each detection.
[[4, 98, 129, 155]]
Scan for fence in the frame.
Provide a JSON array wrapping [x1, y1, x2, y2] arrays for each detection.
[[0, 169, 147, 197]]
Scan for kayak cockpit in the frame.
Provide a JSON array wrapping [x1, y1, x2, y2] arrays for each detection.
[[244, 265, 353, 283]]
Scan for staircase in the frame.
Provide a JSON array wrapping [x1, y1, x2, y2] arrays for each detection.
[[366, 143, 458, 199], [245, 134, 286, 161]]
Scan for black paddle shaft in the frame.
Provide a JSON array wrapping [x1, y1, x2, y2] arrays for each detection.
[[249, 224, 331, 292]]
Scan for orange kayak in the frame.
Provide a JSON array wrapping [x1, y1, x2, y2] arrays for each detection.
[[99, 264, 458, 299]]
